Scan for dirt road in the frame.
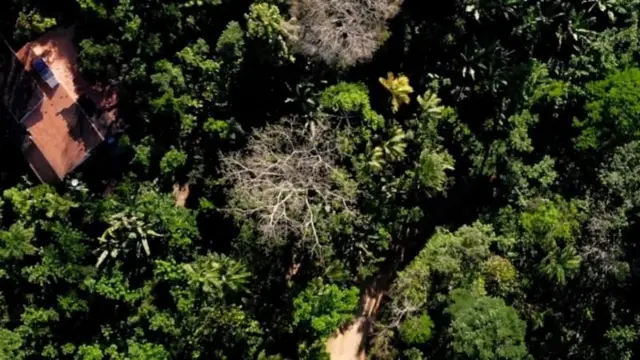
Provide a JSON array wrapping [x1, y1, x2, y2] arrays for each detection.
[[326, 317, 368, 360], [325, 288, 384, 360]]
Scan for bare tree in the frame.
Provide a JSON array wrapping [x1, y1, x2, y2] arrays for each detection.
[[220, 118, 358, 257], [285, 0, 402, 67]]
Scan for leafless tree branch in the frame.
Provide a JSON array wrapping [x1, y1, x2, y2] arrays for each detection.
[[285, 0, 403, 67], [221, 118, 358, 258]]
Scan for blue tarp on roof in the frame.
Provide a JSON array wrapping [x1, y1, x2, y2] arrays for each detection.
[[32, 57, 59, 89]]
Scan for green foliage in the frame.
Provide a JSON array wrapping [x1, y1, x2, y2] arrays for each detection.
[[502, 197, 585, 286], [95, 209, 164, 267], [572, 16, 640, 77], [73, 341, 169, 360], [0, 222, 35, 261], [3, 185, 77, 220], [160, 148, 188, 175], [402, 348, 424, 360], [379, 73, 414, 112], [183, 253, 251, 295], [422, 223, 503, 283], [0, 328, 23, 360], [294, 280, 359, 338], [538, 246, 581, 285], [183, 0, 223, 7], [604, 325, 638, 360], [2, 0, 640, 359], [246, 3, 293, 63], [294, 279, 359, 358], [320, 82, 384, 129], [417, 148, 454, 191], [482, 256, 518, 295], [520, 198, 582, 251], [123, 341, 170, 360], [217, 21, 245, 60], [399, 312, 434, 345], [203, 118, 233, 139], [116, 184, 197, 249], [13, 10, 56, 41], [390, 222, 506, 322], [369, 127, 408, 170], [576, 68, 640, 150], [246, 3, 283, 40], [76, 0, 107, 18], [78, 39, 123, 82], [0, 177, 259, 359], [448, 289, 528, 360], [132, 141, 152, 171]]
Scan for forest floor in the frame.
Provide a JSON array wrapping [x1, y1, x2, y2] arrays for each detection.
[[173, 183, 190, 207], [326, 283, 385, 360]]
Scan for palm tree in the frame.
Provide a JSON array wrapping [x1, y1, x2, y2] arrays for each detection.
[[369, 127, 408, 170], [379, 72, 414, 113], [539, 246, 581, 285], [184, 253, 251, 295]]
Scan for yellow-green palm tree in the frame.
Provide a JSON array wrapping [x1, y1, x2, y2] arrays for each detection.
[[379, 72, 414, 112]]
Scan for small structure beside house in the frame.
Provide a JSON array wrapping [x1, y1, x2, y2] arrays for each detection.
[[0, 27, 119, 183]]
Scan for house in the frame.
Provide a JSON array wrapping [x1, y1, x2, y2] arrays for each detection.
[[0, 27, 119, 183]]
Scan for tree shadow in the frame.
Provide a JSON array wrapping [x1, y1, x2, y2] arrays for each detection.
[[0, 106, 34, 185], [57, 101, 102, 149]]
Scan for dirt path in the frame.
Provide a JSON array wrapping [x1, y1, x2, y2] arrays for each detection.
[[326, 283, 386, 360], [326, 317, 369, 360]]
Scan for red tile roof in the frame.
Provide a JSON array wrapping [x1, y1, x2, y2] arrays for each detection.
[[14, 27, 118, 182]]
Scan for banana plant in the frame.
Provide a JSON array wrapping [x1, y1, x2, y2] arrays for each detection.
[[96, 210, 164, 267]]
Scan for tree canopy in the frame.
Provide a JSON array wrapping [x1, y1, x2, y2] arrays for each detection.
[[1, 0, 640, 359]]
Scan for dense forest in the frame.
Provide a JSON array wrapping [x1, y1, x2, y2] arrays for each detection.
[[1, 0, 640, 359]]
